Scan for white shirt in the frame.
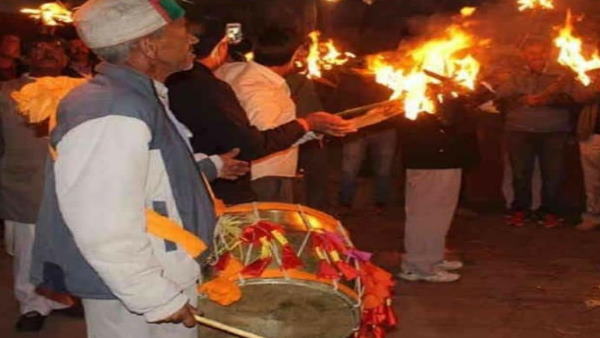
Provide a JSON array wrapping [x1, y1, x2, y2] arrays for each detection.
[[216, 61, 298, 180]]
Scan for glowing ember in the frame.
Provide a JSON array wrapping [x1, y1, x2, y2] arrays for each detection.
[[21, 2, 73, 26], [304, 31, 355, 79], [367, 25, 480, 120], [460, 7, 477, 17], [554, 10, 600, 86], [517, 0, 554, 11]]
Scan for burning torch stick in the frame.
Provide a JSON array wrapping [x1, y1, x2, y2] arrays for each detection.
[[336, 99, 399, 119]]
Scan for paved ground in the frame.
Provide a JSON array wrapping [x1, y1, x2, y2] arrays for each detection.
[[1, 194, 599, 338]]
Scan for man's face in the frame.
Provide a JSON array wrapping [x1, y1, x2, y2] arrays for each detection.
[[151, 18, 198, 73], [523, 43, 548, 72], [28, 40, 68, 74], [0, 35, 21, 59], [68, 39, 90, 63]]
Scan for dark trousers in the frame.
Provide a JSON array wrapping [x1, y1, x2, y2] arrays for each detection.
[[506, 131, 568, 214], [339, 128, 397, 206], [299, 140, 329, 210]]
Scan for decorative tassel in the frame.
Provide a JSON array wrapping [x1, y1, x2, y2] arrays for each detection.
[[317, 260, 339, 279], [241, 257, 272, 277], [335, 260, 359, 280], [214, 252, 231, 271], [281, 244, 303, 270], [384, 298, 398, 327]]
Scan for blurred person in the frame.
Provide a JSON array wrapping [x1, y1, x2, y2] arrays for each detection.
[[335, 72, 397, 215], [0, 34, 22, 81], [64, 38, 95, 78], [217, 26, 355, 202], [496, 39, 576, 228], [571, 69, 600, 231], [29, 1, 233, 337], [0, 34, 71, 332], [397, 89, 490, 283], [167, 18, 350, 205]]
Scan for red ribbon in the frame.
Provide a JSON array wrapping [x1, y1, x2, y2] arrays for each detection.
[[241, 257, 272, 277], [281, 244, 303, 270]]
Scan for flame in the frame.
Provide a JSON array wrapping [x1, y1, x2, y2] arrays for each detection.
[[460, 7, 477, 17], [517, 0, 554, 11], [304, 31, 355, 79], [21, 2, 73, 26], [368, 25, 480, 120], [554, 10, 600, 86]]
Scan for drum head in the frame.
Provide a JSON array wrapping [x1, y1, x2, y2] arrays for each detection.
[[197, 280, 359, 338]]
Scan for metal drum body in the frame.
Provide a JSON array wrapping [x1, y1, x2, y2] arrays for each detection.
[[198, 203, 361, 338]]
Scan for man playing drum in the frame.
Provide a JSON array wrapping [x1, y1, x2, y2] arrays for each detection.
[[30, 1, 226, 337]]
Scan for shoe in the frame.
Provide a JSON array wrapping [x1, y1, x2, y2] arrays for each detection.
[[575, 220, 600, 231], [507, 211, 527, 227], [435, 260, 464, 271], [397, 269, 461, 283], [539, 213, 563, 229], [15, 311, 46, 332]]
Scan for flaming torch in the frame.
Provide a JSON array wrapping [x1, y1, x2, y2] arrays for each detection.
[[367, 25, 481, 120], [302, 31, 355, 80], [554, 10, 600, 86], [20, 2, 73, 26], [517, 0, 554, 11]]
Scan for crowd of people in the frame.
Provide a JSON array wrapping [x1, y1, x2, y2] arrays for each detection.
[[0, 0, 599, 336]]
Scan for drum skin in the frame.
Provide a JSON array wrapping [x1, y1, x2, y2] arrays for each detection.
[[198, 203, 361, 338]]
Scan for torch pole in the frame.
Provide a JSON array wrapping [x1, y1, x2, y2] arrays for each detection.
[[336, 99, 398, 118]]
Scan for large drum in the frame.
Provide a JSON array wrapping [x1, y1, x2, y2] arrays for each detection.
[[197, 202, 395, 338]]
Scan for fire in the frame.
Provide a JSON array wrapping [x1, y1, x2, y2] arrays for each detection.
[[460, 7, 477, 17], [554, 10, 600, 86], [304, 31, 355, 79], [368, 25, 480, 120], [21, 2, 73, 26], [517, 0, 554, 11]]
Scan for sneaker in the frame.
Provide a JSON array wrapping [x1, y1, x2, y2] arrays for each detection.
[[435, 260, 464, 271], [507, 211, 527, 227], [16, 311, 46, 332], [575, 219, 600, 231], [539, 213, 563, 229], [397, 269, 461, 283]]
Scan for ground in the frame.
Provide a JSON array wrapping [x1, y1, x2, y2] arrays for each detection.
[[1, 201, 599, 338]]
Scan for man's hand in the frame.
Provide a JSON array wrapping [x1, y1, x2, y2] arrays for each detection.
[[218, 148, 250, 180], [303, 112, 357, 137], [157, 302, 197, 328]]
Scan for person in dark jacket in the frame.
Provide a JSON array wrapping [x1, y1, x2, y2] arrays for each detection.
[[398, 88, 489, 283], [167, 17, 354, 204]]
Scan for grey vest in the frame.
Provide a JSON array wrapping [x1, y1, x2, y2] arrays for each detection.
[[31, 63, 216, 299]]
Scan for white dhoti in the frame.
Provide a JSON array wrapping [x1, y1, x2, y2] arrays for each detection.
[[6, 221, 69, 315], [82, 286, 197, 338], [403, 169, 462, 275]]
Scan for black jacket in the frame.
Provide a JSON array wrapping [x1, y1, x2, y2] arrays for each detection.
[[399, 97, 481, 170], [166, 63, 306, 204]]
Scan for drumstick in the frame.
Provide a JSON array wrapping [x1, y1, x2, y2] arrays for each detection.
[[194, 315, 266, 338]]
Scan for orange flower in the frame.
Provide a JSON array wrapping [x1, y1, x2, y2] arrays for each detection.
[[197, 277, 242, 306], [11, 76, 86, 131]]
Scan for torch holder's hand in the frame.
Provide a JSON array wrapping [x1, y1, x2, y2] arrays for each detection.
[[304, 112, 357, 137]]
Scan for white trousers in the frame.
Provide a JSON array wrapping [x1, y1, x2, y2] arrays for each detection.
[[82, 286, 197, 338], [6, 221, 68, 315], [403, 169, 462, 275], [579, 135, 600, 223]]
